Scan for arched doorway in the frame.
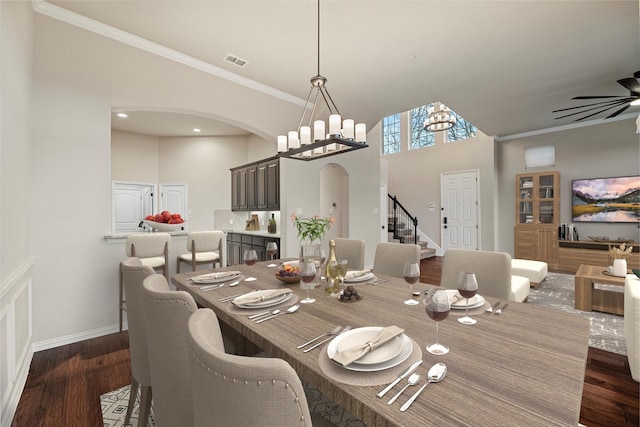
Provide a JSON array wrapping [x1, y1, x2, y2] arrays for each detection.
[[320, 163, 349, 241]]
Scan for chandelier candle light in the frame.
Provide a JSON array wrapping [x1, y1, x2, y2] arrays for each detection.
[[276, 0, 368, 161], [424, 103, 457, 132]]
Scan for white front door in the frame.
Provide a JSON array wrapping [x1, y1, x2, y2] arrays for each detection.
[[441, 170, 478, 252]]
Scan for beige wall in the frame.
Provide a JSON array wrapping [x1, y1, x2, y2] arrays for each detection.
[[111, 130, 159, 183], [497, 117, 639, 255]]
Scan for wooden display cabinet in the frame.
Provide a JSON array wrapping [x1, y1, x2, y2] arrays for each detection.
[[514, 171, 560, 264]]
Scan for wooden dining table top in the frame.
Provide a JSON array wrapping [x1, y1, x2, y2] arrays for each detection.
[[172, 260, 590, 427]]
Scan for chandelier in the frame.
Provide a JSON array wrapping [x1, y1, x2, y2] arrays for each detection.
[[277, 0, 368, 161], [424, 103, 457, 132]]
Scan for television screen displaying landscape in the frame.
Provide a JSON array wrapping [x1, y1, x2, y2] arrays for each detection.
[[572, 176, 640, 223]]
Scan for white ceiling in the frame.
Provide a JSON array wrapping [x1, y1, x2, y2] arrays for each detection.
[[47, 0, 640, 138]]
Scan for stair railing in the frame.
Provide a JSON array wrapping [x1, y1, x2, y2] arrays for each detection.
[[387, 194, 418, 244]]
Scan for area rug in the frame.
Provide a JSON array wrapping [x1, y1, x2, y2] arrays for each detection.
[[527, 271, 626, 356], [101, 382, 364, 427]]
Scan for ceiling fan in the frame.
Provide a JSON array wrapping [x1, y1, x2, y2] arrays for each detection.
[[553, 71, 640, 121]]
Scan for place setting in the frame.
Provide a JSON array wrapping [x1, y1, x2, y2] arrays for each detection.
[[312, 324, 423, 387], [223, 287, 300, 316], [188, 270, 243, 291]]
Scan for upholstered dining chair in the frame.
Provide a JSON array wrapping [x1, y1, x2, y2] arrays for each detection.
[[372, 242, 421, 279], [186, 308, 315, 427], [334, 237, 366, 270], [176, 230, 224, 273], [120, 257, 154, 427], [142, 273, 199, 427], [120, 232, 171, 331]]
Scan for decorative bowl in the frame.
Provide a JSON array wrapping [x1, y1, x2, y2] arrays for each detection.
[[143, 220, 186, 232], [275, 273, 300, 284]]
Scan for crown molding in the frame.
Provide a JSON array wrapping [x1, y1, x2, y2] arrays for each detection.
[[31, 0, 307, 108], [495, 112, 638, 142]]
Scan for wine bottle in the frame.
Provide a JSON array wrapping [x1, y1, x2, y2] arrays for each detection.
[[325, 239, 338, 293], [268, 213, 277, 234]]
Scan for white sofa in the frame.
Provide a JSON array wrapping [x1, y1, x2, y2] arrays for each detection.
[[624, 274, 640, 382], [441, 249, 530, 302]]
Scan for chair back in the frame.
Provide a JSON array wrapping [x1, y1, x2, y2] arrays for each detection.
[[187, 308, 313, 427], [126, 233, 171, 259], [373, 242, 420, 279], [334, 238, 366, 270], [440, 248, 511, 300], [187, 230, 224, 253], [142, 274, 199, 427], [120, 257, 155, 386]]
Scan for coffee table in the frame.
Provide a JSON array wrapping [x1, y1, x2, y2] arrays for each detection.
[[575, 264, 626, 315]]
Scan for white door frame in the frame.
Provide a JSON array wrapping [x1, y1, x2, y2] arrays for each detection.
[[441, 170, 480, 252]]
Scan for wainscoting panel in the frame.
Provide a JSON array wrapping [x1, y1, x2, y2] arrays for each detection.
[[0, 259, 34, 427]]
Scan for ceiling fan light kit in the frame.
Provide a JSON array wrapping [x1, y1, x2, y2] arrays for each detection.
[[277, 0, 368, 161], [553, 70, 640, 122]]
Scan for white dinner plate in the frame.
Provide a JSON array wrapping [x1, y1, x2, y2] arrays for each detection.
[[235, 291, 293, 309], [445, 289, 486, 309], [191, 273, 240, 284], [327, 327, 412, 371], [344, 272, 375, 283], [282, 260, 299, 268]]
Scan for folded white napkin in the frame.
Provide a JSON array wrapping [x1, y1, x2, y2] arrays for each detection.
[[232, 288, 292, 306], [192, 271, 240, 281], [331, 325, 405, 367], [344, 269, 370, 280]]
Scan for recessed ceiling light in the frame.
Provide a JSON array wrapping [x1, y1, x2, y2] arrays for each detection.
[[193, 128, 201, 133], [117, 113, 128, 118]]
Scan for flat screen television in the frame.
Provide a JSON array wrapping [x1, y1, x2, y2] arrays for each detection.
[[571, 175, 640, 223]]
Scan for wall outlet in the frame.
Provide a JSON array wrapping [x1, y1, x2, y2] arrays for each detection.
[[229, 219, 233, 225]]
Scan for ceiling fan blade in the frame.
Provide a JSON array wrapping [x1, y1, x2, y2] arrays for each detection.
[[572, 95, 627, 99], [552, 98, 633, 113], [606, 104, 631, 118], [617, 77, 640, 94], [555, 99, 629, 120]]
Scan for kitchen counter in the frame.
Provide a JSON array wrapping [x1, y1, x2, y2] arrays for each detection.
[[224, 229, 280, 238]]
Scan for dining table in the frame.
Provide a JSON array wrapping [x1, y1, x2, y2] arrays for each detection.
[[172, 260, 590, 427]]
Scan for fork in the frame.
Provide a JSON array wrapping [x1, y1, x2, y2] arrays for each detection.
[[495, 303, 509, 315], [485, 301, 501, 313], [303, 326, 351, 352]]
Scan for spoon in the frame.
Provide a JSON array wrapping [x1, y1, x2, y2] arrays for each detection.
[[255, 304, 300, 323], [400, 363, 447, 412], [229, 281, 240, 287], [297, 325, 342, 349], [387, 373, 420, 404]]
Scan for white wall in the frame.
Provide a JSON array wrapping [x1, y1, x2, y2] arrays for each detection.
[[1, 2, 35, 425]]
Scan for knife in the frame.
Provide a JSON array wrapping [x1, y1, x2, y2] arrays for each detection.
[[376, 360, 423, 398]]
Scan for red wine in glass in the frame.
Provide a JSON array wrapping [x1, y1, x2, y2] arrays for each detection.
[[300, 261, 316, 304], [427, 303, 450, 321], [457, 272, 478, 325], [458, 289, 476, 299], [404, 276, 419, 284]]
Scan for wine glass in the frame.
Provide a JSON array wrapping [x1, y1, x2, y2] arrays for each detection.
[[243, 249, 257, 280], [266, 241, 278, 261], [326, 260, 340, 297], [337, 259, 348, 295], [317, 247, 327, 280], [457, 272, 478, 325], [299, 260, 317, 304], [425, 289, 450, 355], [403, 262, 420, 305]]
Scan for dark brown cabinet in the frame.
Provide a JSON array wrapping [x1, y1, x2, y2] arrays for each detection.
[[226, 232, 280, 265], [231, 157, 279, 211]]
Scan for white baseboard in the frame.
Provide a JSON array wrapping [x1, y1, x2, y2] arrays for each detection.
[[33, 323, 126, 352]]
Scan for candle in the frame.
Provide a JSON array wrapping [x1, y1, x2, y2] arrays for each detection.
[[300, 126, 311, 145], [342, 119, 354, 139], [329, 114, 341, 135], [277, 135, 287, 152], [313, 120, 325, 142], [355, 123, 366, 142]]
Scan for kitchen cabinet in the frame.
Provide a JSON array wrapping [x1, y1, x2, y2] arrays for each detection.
[[514, 171, 559, 264], [226, 232, 280, 265], [231, 157, 279, 211]]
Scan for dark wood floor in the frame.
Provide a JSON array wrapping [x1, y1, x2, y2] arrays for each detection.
[[12, 257, 639, 427]]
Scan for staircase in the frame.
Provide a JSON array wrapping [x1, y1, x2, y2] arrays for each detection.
[[387, 194, 436, 260]]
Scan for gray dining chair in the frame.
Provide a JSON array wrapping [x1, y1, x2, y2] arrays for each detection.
[[120, 257, 154, 427], [334, 237, 366, 270], [176, 230, 224, 273], [186, 308, 315, 427], [120, 232, 171, 331], [142, 273, 199, 427], [372, 242, 421, 279]]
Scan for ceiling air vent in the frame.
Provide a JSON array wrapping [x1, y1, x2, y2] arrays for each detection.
[[224, 53, 249, 68]]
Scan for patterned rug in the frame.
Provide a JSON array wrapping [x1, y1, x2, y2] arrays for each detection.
[[527, 271, 626, 356], [102, 272, 621, 425]]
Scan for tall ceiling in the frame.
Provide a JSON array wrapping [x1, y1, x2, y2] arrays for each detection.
[[45, 0, 639, 138]]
